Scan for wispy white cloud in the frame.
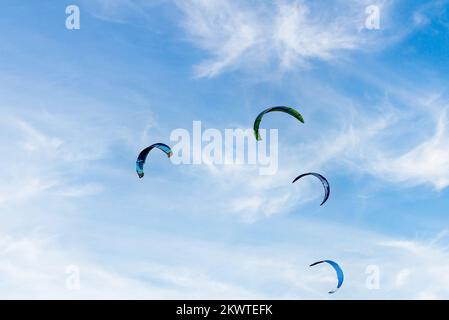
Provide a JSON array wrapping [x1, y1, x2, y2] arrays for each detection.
[[273, 1, 359, 69], [303, 102, 449, 191], [176, 0, 261, 77], [176, 0, 393, 77], [378, 239, 449, 298], [0, 116, 108, 206], [371, 110, 449, 190], [280, 65, 449, 192], [2, 221, 449, 298]]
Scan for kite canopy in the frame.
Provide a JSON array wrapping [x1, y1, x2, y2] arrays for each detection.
[[253, 106, 304, 141], [136, 143, 173, 178], [292, 172, 330, 206], [310, 260, 344, 294]]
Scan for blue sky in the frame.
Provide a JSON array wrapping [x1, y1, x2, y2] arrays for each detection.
[[1, 0, 449, 299]]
